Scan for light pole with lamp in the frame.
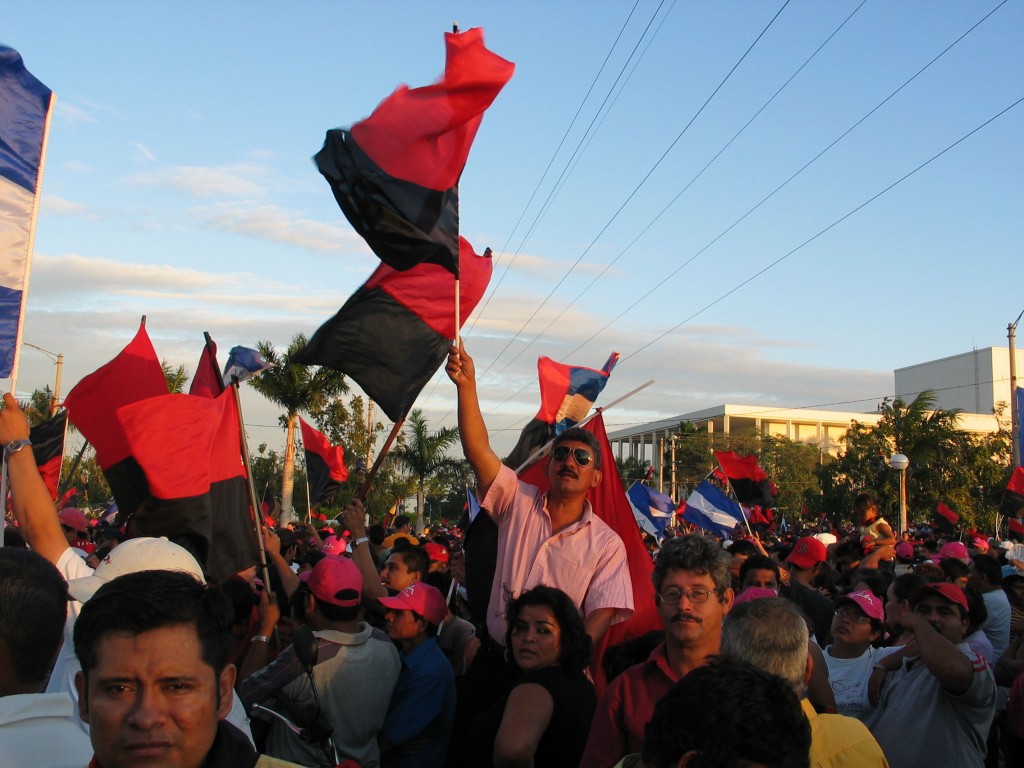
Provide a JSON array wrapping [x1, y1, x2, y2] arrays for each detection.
[[1009, 308, 1024, 468], [889, 453, 910, 536]]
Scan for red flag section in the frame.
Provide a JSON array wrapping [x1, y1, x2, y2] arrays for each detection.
[[315, 27, 514, 276], [519, 414, 660, 693], [29, 410, 67, 501], [1001, 467, 1024, 519], [63, 323, 167, 517], [936, 501, 959, 525], [713, 451, 774, 508], [299, 416, 348, 507], [189, 337, 224, 398], [1009, 517, 1024, 540], [294, 238, 492, 422]]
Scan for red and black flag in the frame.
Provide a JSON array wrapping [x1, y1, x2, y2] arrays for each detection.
[[1000, 467, 1024, 519], [1009, 517, 1024, 542], [299, 416, 348, 506], [62, 323, 168, 519], [294, 238, 492, 422], [314, 27, 514, 276], [933, 500, 959, 534], [29, 410, 67, 501], [115, 389, 258, 581], [189, 335, 224, 398], [713, 451, 774, 509]]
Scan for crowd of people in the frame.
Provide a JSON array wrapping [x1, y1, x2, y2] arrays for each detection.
[[0, 344, 1023, 767]]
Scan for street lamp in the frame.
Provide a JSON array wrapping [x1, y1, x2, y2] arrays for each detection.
[[889, 453, 910, 536]]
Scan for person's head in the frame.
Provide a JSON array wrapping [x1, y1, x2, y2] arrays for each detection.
[[849, 567, 891, 601], [909, 582, 970, 644], [725, 539, 757, 587], [378, 582, 448, 645], [885, 572, 927, 630], [720, 597, 809, 696], [968, 554, 1002, 592], [853, 490, 880, 524], [367, 523, 386, 547], [939, 557, 970, 589], [380, 547, 428, 591], [546, 428, 603, 498], [652, 536, 734, 649], [504, 585, 592, 674], [832, 539, 864, 573], [738, 554, 780, 592], [300, 555, 363, 625], [423, 541, 450, 574], [641, 658, 811, 768], [785, 536, 827, 574], [65, 537, 207, 604], [0, 549, 69, 694], [72, 570, 235, 768], [393, 515, 411, 533], [962, 584, 988, 634], [1004, 574, 1024, 609], [831, 590, 884, 654]]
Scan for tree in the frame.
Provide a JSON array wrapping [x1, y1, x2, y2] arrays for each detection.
[[390, 409, 462, 533], [247, 334, 348, 527], [614, 456, 652, 487], [161, 361, 189, 394]]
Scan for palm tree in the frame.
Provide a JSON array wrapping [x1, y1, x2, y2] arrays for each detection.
[[247, 334, 348, 526], [391, 409, 462, 533], [162, 361, 189, 394]]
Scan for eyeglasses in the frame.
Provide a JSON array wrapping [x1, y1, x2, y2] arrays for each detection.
[[833, 609, 871, 624], [552, 445, 593, 466], [658, 586, 715, 606]]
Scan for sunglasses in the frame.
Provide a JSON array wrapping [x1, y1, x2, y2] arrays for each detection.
[[552, 445, 594, 466]]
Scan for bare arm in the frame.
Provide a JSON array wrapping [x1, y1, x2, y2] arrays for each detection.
[[0, 393, 68, 564], [584, 607, 615, 647], [896, 613, 973, 694], [341, 499, 387, 603], [446, 343, 501, 497], [262, 527, 299, 600], [493, 682, 554, 768], [236, 588, 281, 683]]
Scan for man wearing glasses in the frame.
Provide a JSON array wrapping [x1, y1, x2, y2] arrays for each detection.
[[579, 535, 733, 768]]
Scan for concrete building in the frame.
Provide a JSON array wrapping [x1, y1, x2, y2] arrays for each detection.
[[895, 346, 1022, 416]]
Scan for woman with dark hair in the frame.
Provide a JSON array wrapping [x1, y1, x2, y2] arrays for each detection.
[[468, 585, 596, 767]]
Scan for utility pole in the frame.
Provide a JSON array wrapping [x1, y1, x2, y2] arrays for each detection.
[[1011, 309, 1023, 468]]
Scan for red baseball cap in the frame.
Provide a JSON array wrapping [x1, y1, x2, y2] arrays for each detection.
[[423, 541, 450, 564], [786, 537, 827, 569], [300, 555, 362, 608], [836, 590, 884, 622], [910, 582, 969, 617], [58, 507, 89, 534], [378, 582, 448, 625]]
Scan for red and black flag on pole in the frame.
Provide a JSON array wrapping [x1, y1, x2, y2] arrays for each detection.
[[63, 322, 168, 519], [299, 416, 348, 507], [933, 501, 959, 534], [713, 451, 774, 509], [1000, 467, 1024, 519], [314, 27, 514, 276], [29, 410, 67, 501]]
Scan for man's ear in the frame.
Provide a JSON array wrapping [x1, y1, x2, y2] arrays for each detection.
[[590, 469, 603, 489], [217, 664, 237, 720], [74, 671, 90, 724], [804, 652, 814, 686]]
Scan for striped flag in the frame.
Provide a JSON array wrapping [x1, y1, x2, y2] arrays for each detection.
[[626, 481, 674, 537], [0, 47, 54, 379], [683, 480, 745, 540]]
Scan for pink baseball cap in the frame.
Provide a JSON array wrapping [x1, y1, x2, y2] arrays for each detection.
[[935, 542, 969, 563], [836, 589, 884, 622], [786, 537, 827, 569], [910, 581, 968, 616], [321, 535, 348, 556], [733, 586, 778, 607], [895, 541, 914, 560], [58, 507, 89, 534], [378, 582, 448, 625], [299, 555, 362, 607]]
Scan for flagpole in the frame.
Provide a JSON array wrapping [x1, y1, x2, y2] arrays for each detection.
[[355, 411, 407, 503]]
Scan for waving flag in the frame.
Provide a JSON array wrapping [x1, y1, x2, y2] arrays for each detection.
[[189, 336, 224, 397], [223, 346, 270, 384], [1001, 467, 1024, 519], [29, 410, 67, 501], [299, 417, 348, 506], [465, 486, 482, 524], [0, 48, 54, 379], [713, 451, 773, 508], [295, 239, 492, 422], [627, 481, 674, 537], [505, 352, 619, 470], [315, 27, 513, 276], [683, 480, 745, 540]]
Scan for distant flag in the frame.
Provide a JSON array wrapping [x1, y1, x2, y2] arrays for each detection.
[[63, 323, 168, 518], [1009, 517, 1024, 541], [294, 239, 492, 422], [223, 346, 270, 384], [1000, 467, 1024, 519], [58, 487, 77, 509], [683, 480, 745, 540], [626, 481, 674, 538], [190, 336, 224, 397], [299, 417, 348, 506], [0, 47, 54, 380], [29, 410, 67, 501], [713, 451, 774, 508], [314, 27, 514, 276], [466, 486, 482, 524], [779, 513, 789, 533], [505, 352, 619, 470]]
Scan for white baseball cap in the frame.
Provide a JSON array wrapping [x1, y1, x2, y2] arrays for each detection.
[[66, 537, 205, 603]]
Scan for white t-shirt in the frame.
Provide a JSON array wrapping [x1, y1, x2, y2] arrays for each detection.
[[823, 645, 886, 721], [0, 691, 92, 768]]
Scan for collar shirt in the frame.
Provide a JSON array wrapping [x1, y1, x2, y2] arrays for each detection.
[[801, 698, 889, 768], [0, 691, 92, 768]]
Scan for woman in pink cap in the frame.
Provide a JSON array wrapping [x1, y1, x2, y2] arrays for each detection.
[[823, 589, 889, 721]]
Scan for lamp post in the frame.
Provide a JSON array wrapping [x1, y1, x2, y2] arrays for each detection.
[[1010, 308, 1024, 468], [22, 342, 63, 415], [889, 453, 910, 536]]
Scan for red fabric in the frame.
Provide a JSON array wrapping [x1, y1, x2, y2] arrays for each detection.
[[29, 410, 67, 501], [364, 236, 492, 338], [299, 416, 349, 483], [535, 357, 572, 422], [63, 323, 167, 468], [1009, 467, 1024, 496], [352, 27, 514, 191], [518, 414, 661, 695], [189, 338, 224, 398], [713, 451, 769, 482], [1010, 518, 1024, 535], [936, 501, 959, 524]]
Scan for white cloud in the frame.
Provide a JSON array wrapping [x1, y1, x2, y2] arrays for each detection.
[[132, 142, 156, 163], [42, 195, 90, 216], [127, 163, 268, 199], [53, 102, 97, 124], [194, 203, 371, 255]]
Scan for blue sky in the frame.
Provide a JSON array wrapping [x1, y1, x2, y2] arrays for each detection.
[[4, 1, 1022, 456]]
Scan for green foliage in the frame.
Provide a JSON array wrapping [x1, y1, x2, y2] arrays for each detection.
[[20, 386, 56, 426], [161, 360, 189, 394], [57, 444, 110, 510], [614, 456, 652, 486], [390, 409, 464, 531]]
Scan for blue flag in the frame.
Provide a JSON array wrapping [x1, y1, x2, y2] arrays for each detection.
[[466, 486, 482, 524], [683, 480, 744, 540], [223, 346, 270, 383], [627, 481, 674, 537]]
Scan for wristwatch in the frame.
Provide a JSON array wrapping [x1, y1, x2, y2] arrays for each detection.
[[251, 635, 271, 644], [3, 439, 31, 460], [353, 536, 370, 547]]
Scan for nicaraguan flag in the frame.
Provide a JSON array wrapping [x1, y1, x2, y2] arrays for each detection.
[[0, 47, 54, 378], [466, 486, 482, 524], [223, 346, 271, 383], [683, 480, 744, 539], [627, 481, 673, 537]]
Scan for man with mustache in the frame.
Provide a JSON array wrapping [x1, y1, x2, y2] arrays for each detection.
[[579, 535, 734, 768]]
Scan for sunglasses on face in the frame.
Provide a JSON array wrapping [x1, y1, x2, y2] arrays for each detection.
[[552, 445, 594, 466]]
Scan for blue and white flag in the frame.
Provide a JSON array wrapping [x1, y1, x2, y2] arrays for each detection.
[[627, 481, 674, 537], [223, 346, 270, 383], [0, 48, 54, 379], [683, 480, 745, 540], [466, 486, 482, 524]]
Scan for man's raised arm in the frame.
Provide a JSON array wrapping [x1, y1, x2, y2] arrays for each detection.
[[446, 343, 501, 498]]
